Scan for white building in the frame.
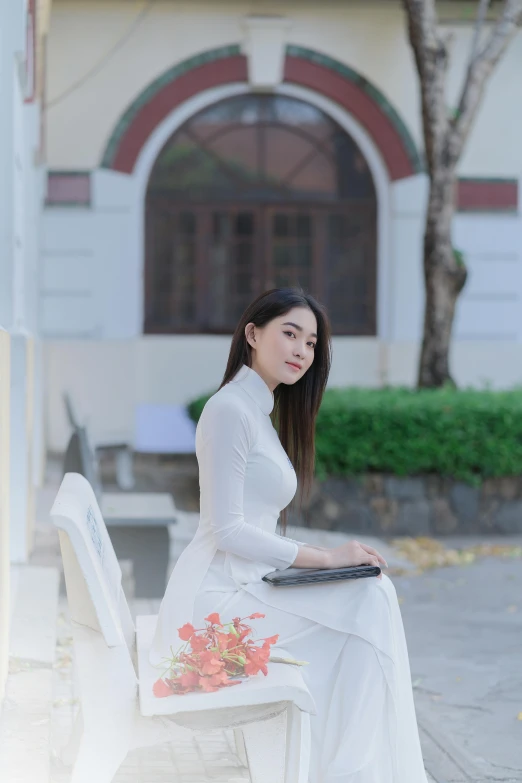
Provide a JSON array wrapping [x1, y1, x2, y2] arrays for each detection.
[[0, 0, 49, 702], [0, 0, 521, 710], [42, 1, 522, 453]]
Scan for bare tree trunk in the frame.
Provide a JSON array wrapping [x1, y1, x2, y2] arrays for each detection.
[[402, 0, 522, 387], [419, 173, 467, 387]]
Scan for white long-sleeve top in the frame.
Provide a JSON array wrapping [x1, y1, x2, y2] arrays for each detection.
[[151, 364, 398, 685], [149, 363, 300, 664]]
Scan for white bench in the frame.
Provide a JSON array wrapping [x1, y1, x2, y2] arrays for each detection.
[[51, 472, 314, 783]]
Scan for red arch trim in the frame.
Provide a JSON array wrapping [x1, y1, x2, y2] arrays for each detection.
[[110, 55, 248, 174], [284, 56, 415, 181], [105, 51, 419, 181]]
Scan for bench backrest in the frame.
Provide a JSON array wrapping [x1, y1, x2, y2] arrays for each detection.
[[62, 427, 102, 500], [51, 472, 134, 654], [63, 391, 80, 431]]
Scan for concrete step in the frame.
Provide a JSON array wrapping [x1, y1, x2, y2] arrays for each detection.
[[0, 565, 60, 783]]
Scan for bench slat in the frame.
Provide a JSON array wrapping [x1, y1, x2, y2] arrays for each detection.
[[101, 492, 177, 525]]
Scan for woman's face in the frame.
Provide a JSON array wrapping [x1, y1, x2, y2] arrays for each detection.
[[245, 306, 318, 390]]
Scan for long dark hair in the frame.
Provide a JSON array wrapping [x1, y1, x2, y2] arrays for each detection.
[[219, 287, 332, 533]]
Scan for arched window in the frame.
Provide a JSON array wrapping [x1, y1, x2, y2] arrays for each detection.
[[145, 94, 377, 334]]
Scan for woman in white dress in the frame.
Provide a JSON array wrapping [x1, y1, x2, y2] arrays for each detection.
[[150, 287, 428, 782]]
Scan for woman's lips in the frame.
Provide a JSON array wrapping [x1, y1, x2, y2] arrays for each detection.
[[286, 362, 301, 371]]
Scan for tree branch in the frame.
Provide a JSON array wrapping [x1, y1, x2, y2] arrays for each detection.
[[401, 0, 450, 176], [468, 0, 491, 66], [446, 0, 522, 165]]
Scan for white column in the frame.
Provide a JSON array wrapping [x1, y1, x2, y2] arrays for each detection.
[[3, 0, 39, 564], [0, 328, 11, 702], [9, 334, 31, 564]]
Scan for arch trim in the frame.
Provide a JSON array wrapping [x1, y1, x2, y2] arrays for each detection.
[[101, 45, 422, 181], [284, 46, 423, 179], [101, 45, 244, 171]]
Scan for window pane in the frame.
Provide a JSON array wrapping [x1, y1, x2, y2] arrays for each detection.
[[207, 211, 257, 329], [145, 206, 198, 329], [145, 94, 377, 334], [271, 212, 313, 291], [326, 210, 376, 334]]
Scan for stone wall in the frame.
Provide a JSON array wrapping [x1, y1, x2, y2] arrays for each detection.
[[98, 453, 522, 536], [290, 475, 522, 536]]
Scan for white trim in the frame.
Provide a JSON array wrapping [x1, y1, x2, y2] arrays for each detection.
[[129, 81, 392, 339]]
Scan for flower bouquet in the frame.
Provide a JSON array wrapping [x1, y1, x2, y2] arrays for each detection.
[[153, 612, 307, 697]]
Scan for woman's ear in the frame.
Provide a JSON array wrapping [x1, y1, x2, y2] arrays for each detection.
[[245, 322, 256, 348]]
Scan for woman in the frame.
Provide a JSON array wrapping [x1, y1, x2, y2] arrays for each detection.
[[150, 287, 428, 782]]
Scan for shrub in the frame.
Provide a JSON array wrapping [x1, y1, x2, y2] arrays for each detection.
[[187, 386, 522, 483]]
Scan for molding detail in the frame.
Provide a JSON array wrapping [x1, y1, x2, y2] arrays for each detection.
[[46, 171, 91, 207], [456, 178, 518, 213], [101, 44, 423, 181], [240, 16, 291, 89], [284, 46, 423, 180], [101, 46, 244, 172]]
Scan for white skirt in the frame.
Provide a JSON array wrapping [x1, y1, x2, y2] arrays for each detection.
[[192, 573, 428, 783]]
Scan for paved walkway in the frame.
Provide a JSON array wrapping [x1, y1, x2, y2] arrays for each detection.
[[396, 552, 522, 782]]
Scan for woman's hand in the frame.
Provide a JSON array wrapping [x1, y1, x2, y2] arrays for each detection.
[[292, 540, 387, 580], [324, 540, 387, 580]]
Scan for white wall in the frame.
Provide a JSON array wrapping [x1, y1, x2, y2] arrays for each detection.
[[453, 213, 522, 342], [41, 0, 522, 450], [46, 1, 522, 176]]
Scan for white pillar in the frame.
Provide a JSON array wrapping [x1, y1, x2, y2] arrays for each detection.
[[0, 1, 39, 564], [9, 334, 31, 564], [0, 328, 11, 702]]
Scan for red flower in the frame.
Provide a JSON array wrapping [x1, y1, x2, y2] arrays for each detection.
[[152, 678, 173, 698], [154, 612, 280, 698], [201, 656, 225, 675], [208, 670, 230, 687], [178, 623, 196, 641], [199, 677, 220, 692], [190, 635, 208, 652], [179, 670, 200, 689], [263, 634, 279, 646]]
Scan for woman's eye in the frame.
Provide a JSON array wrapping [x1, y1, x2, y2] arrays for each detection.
[[284, 331, 295, 338], [308, 342, 316, 349]]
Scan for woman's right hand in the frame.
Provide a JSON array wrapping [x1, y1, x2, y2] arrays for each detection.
[[324, 540, 387, 579]]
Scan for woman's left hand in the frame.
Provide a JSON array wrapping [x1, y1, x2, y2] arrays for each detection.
[[358, 541, 388, 570]]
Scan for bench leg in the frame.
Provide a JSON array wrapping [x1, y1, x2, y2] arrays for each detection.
[[71, 731, 130, 783], [233, 727, 248, 767], [285, 703, 311, 783], [241, 709, 288, 783], [115, 447, 135, 490]]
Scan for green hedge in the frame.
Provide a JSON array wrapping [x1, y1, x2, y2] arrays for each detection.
[[188, 387, 522, 483]]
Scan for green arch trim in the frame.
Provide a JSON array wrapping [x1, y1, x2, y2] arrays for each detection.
[[101, 45, 242, 169], [285, 45, 424, 175], [101, 42, 423, 176]]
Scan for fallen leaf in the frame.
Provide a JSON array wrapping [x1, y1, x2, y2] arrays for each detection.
[[390, 537, 522, 575]]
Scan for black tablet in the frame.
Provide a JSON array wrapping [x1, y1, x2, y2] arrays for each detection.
[[262, 564, 382, 586]]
